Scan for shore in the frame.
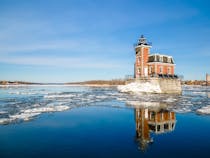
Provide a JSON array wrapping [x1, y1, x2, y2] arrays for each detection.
[[1, 79, 209, 87]]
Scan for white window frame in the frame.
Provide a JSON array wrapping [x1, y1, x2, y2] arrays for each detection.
[[167, 67, 171, 74], [160, 66, 163, 74]]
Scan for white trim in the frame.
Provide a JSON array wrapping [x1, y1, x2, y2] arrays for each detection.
[[141, 47, 144, 76], [135, 45, 152, 49], [149, 53, 173, 58], [159, 66, 163, 74], [155, 63, 157, 73], [147, 62, 175, 66]]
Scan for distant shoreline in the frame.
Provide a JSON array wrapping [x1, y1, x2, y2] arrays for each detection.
[[0, 80, 125, 87], [0, 79, 209, 86]]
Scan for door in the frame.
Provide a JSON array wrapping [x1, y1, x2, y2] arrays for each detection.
[[144, 67, 148, 77]]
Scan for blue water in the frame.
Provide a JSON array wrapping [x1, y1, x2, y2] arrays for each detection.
[[0, 85, 210, 157]]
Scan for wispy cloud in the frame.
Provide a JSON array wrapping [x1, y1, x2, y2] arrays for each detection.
[[0, 55, 130, 69]]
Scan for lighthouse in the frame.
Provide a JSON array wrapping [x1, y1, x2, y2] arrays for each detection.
[[134, 35, 175, 79], [120, 35, 181, 94], [134, 35, 152, 78]]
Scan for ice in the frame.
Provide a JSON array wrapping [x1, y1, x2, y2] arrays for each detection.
[[172, 108, 192, 113], [197, 106, 210, 114], [163, 98, 177, 103], [118, 82, 161, 94], [22, 105, 70, 113], [10, 112, 41, 121], [207, 93, 210, 98], [44, 94, 75, 99], [0, 111, 7, 114], [0, 105, 70, 124], [0, 118, 13, 124], [1, 85, 210, 125], [126, 101, 161, 107], [8, 91, 36, 95]]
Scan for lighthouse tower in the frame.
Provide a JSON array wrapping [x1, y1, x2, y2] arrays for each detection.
[[134, 35, 152, 79]]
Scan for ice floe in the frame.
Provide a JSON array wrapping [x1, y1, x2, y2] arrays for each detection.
[[197, 106, 210, 114], [22, 105, 70, 113], [0, 118, 13, 124], [10, 112, 41, 121], [1, 85, 210, 125], [44, 94, 75, 99], [118, 82, 161, 94], [0, 105, 71, 124], [172, 108, 192, 113]]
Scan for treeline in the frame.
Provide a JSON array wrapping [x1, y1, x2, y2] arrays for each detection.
[[0, 80, 39, 85], [182, 80, 208, 86], [67, 79, 126, 85]]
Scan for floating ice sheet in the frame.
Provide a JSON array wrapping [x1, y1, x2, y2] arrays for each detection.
[[197, 105, 210, 114], [0, 85, 210, 125]]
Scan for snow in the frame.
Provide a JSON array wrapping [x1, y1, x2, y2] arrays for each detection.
[[197, 105, 210, 114], [118, 82, 161, 93]]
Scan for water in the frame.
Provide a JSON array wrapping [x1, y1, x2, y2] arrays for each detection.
[[0, 85, 210, 157]]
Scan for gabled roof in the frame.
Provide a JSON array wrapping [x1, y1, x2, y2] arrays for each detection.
[[148, 54, 174, 64]]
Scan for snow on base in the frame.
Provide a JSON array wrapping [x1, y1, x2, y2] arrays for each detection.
[[118, 82, 161, 94], [197, 106, 210, 114]]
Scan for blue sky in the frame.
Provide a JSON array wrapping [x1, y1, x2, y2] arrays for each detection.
[[0, 0, 210, 83]]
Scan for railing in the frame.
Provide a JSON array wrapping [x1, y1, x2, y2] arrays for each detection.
[[135, 73, 179, 80], [134, 42, 152, 47]]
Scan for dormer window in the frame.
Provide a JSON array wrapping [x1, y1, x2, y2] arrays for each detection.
[[159, 56, 163, 62], [167, 57, 171, 63], [167, 67, 171, 74]]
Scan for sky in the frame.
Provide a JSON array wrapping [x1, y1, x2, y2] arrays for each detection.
[[0, 0, 210, 83]]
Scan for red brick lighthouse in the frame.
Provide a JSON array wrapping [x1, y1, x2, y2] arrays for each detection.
[[134, 35, 176, 79]]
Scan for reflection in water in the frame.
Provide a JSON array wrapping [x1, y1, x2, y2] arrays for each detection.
[[207, 92, 210, 98], [133, 102, 176, 151]]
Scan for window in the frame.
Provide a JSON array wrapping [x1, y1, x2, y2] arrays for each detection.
[[149, 66, 152, 74], [167, 57, 171, 63], [138, 57, 141, 63], [167, 67, 171, 74], [149, 125, 156, 131], [150, 112, 155, 121], [138, 68, 141, 74], [159, 56, 163, 62], [160, 67, 163, 74], [164, 124, 169, 130]]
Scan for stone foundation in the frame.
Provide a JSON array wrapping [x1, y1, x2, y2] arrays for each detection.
[[127, 78, 182, 94]]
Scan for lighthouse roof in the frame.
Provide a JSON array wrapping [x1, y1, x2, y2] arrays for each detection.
[[148, 54, 175, 64], [135, 35, 152, 47]]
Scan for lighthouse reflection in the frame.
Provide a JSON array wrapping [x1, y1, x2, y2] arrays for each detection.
[[128, 102, 176, 151]]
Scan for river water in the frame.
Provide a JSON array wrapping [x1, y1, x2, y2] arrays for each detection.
[[0, 85, 210, 157]]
